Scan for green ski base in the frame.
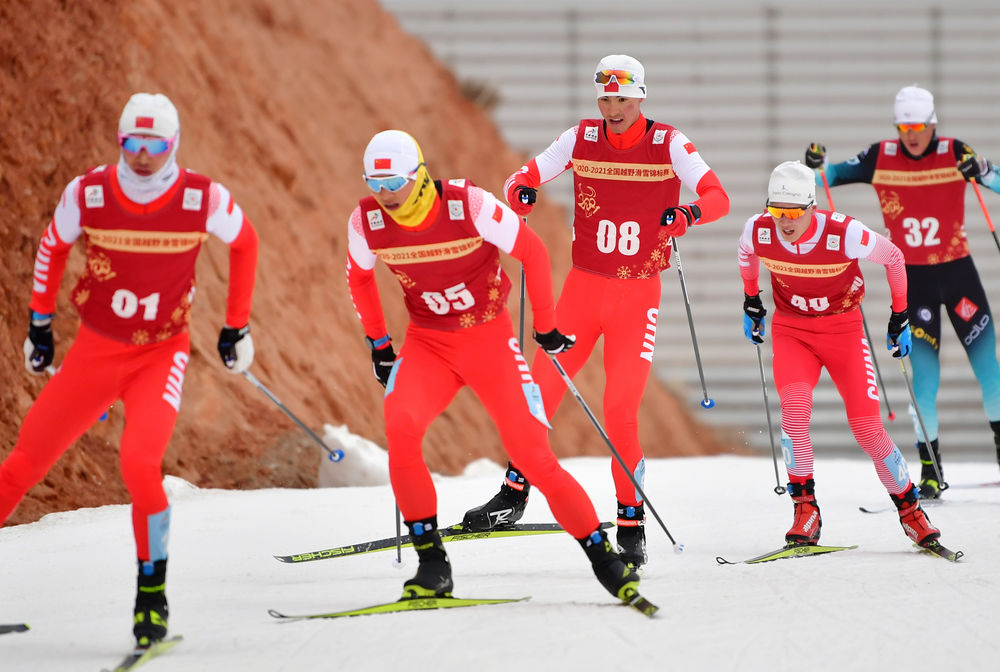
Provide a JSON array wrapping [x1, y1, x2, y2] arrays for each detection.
[[268, 595, 530, 620], [101, 635, 183, 672], [916, 540, 963, 562], [716, 543, 859, 565], [275, 521, 613, 563]]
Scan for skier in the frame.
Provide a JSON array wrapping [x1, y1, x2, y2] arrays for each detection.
[[805, 85, 1000, 497], [463, 54, 729, 569], [345, 129, 643, 608], [738, 160, 943, 550], [0, 93, 258, 648]]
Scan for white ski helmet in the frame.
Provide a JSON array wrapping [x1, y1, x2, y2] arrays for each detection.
[[594, 54, 646, 99], [893, 85, 937, 125], [363, 130, 423, 177], [768, 160, 816, 206], [118, 93, 180, 139]]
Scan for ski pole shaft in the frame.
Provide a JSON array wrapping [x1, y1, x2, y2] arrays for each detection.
[[518, 216, 529, 349], [394, 504, 404, 567], [819, 170, 895, 421], [896, 358, 946, 489], [548, 354, 682, 550], [671, 237, 714, 409], [241, 370, 344, 462], [519, 265, 526, 349], [858, 305, 896, 421], [970, 179, 1000, 255], [755, 345, 785, 495]]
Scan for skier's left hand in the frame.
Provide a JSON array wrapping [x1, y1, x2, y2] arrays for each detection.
[[886, 309, 911, 358], [660, 204, 701, 238]]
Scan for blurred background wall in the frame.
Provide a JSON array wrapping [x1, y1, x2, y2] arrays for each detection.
[[379, 0, 1000, 459]]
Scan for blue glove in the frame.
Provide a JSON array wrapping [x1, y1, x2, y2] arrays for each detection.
[[887, 310, 911, 358], [743, 294, 766, 344]]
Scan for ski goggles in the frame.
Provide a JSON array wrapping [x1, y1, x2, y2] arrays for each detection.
[[118, 134, 175, 156], [594, 69, 639, 86], [896, 122, 929, 133], [766, 202, 813, 220], [363, 163, 424, 193]]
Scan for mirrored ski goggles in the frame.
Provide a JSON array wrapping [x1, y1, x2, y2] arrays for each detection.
[[896, 123, 929, 133], [594, 69, 638, 86], [766, 202, 813, 220], [363, 163, 424, 193], [118, 134, 175, 156]]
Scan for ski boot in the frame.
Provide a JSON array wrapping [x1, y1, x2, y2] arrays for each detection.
[[891, 483, 940, 547], [402, 517, 453, 599], [133, 559, 168, 648], [785, 479, 821, 546], [461, 463, 530, 531], [916, 439, 944, 499], [615, 502, 647, 569], [579, 527, 640, 603]]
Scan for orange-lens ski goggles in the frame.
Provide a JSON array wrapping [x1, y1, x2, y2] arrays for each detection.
[[594, 69, 637, 86], [766, 203, 813, 220]]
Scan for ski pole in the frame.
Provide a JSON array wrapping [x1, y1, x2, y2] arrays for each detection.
[[896, 358, 946, 492], [519, 265, 526, 349], [518, 212, 529, 349], [392, 504, 405, 568], [754, 345, 785, 495], [858, 305, 896, 421], [819, 168, 895, 421], [969, 179, 1000, 255], [241, 370, 344, 462], [671, 237, 714, 409], [547, 354, 684, 552]]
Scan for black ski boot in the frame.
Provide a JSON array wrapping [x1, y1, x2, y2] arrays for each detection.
[[461, 463, 530, 531], [615, 502, 647, 569], [402, 517, 453, 599], [579, 527, 640, 603], [133, 559, 168, 648], [916, 439, 944, 499]]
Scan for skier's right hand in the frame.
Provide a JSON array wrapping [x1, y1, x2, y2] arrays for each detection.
[[804, 143, 826, 169], [533, 328, 576, 355], [742, 294, 767, 344], [367, 336, 396, 388], [505, 171, 538, 216], [23, 310, 54, 374]]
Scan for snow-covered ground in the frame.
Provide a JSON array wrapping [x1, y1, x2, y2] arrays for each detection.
[[1, 430, 998, 672]]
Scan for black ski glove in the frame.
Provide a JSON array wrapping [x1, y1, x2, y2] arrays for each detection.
[[367, 336, 396, 388], [533, 328, 576, 355], [804, 143, 826, 169], [23, 310, 54, 374]]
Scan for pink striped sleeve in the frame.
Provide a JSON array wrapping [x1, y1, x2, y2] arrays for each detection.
[[863, 234, 907, 312]]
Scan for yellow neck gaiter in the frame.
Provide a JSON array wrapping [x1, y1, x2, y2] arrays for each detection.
[[389, 163, 437, 229]]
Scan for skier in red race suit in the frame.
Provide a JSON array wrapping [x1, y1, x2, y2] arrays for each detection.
[[738, 160, 944, 550], [345, 130, 645, 608], [0, 93, 258, 648], [805, 85, 1000, 498], [463, 54, 729, 569]]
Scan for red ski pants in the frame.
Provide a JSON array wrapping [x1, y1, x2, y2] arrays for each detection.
[[530, 268, 660, 507], [383, 312, 600, 538], [0, 325, 189, 560]]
